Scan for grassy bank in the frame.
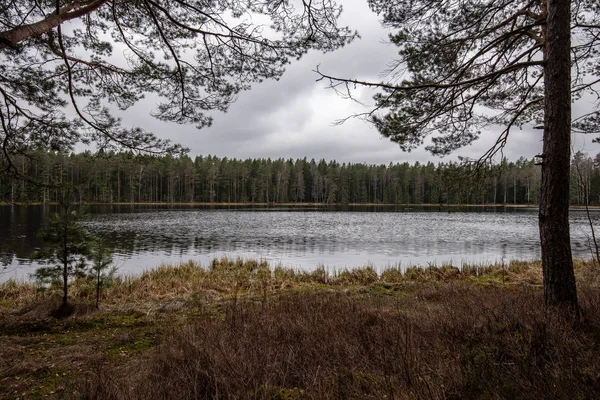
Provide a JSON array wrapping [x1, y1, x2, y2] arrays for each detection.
[[1, 258, 600, 399]]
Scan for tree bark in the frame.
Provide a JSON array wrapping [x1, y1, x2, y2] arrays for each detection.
[[0, 0, 107, 49], [539, 0, 578, 312], [63, 225, 69, 307], [96, 270, 101, 309]]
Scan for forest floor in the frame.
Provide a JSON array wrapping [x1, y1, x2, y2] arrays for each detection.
[[1, 258, 600, 399]]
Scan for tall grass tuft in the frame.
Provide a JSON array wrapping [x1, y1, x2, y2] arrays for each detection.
[[5, 257, 597, 313]]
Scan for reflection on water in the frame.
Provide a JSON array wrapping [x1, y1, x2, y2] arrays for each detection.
[[1, 205, 599, 281]]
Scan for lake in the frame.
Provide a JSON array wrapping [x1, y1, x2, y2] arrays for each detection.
[[1, 205, 598, 282]]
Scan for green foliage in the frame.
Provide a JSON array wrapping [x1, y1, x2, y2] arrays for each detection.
[[12, 149, 600, 206], [33, 204, 93, 289], [327, 0, 599, 156], [88, 240, 117, 309], [31, 192, 116, 308], [0, 1, 355, 173]]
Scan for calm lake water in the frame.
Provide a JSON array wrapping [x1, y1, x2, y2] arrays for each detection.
[[1, 205, 599, 281]]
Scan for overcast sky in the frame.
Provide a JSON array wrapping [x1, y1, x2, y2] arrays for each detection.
[[120, 2, 600, 165]]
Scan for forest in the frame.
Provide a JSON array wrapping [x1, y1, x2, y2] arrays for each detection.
[[1, 150, 598, 206]]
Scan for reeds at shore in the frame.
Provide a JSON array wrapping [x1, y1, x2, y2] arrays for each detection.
[[1, 258, 600, 399]]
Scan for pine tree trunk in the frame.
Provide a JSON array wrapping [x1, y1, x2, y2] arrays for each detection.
[[117, 165, 120, 203], [513, 174, 516, 204], [63, 260, 69, 306], [63, 228, 69, 307], [96, 270, 101, 309], [539, 0, 578, 312]]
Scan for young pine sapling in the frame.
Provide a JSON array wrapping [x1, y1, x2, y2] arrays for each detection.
[[34, 198, 92, 309], [88, 240, 116, 309]]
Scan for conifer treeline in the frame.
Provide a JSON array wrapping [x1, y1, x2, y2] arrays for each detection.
[[1, 151, 599, 205]]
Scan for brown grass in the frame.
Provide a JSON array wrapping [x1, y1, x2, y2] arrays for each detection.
[[1, 258, 600, 399], [82, 284, 600, 399]]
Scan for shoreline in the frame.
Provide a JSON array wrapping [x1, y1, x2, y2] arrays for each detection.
[[0, 201, 550, 208], [2, 201, 600, 209], [1, 258, 600, 398]]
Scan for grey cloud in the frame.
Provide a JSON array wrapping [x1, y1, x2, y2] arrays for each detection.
[[116, 2, 600, 165]]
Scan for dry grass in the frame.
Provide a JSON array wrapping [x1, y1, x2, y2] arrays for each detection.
[[1, 258, 600, 399], [82, 284, 600, 399], [3, 257, 582, 310]]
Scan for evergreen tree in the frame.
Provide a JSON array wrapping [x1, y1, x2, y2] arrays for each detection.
[[0, 1, 355, 175], [88, 240, 115, 309], [8, 150, 600, 208], [317, 0, 600, 313], [34, 193, 93, 309]]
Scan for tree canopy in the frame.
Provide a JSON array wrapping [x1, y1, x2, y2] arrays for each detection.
[[0, 150, 557, 206], [0, 0, 355, 171], [318, 0, 599, 158], [317, 0, 600, 312]]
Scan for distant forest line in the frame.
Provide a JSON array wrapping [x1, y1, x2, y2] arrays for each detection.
[[1, 151, 599, 206]]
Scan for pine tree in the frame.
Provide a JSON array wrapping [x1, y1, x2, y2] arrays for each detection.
[[34, 192, 93, 309], [317, 0, 600, 313]]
